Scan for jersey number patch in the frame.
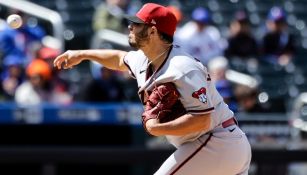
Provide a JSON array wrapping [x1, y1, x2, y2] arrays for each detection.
[[192, 87, 207, 103]]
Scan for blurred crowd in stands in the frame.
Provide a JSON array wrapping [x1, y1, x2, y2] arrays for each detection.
[[0, 0, 300, 114]]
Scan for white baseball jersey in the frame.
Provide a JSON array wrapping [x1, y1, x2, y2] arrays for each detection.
[[124, 45, 233, 147], [123, 45, 251, 175]]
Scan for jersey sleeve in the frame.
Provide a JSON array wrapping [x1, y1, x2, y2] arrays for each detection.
[[176, 69, 220, 115], [123, 50, 146, 79]]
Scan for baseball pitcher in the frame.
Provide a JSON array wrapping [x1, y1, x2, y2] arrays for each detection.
[[54, 3, 251, 175]]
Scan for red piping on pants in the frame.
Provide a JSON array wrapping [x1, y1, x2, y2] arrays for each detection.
[[170, 133, 213, 175]]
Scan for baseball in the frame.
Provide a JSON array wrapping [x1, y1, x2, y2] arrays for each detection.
[[6, 14, 23, 29]]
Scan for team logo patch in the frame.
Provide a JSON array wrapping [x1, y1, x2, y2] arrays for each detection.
[[192, 87, 207, 103]]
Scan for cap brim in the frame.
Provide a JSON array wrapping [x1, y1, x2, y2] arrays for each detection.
[[124, 15, 144, 24]]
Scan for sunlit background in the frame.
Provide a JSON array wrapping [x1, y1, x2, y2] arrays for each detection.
[[0, 0, 307, 174]]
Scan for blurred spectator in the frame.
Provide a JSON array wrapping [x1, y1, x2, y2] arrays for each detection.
[[15, 59, 52, 105], [36, 46, 73, 104], [1, 55, 25, 101], [175, 7, 226, 65], [0, 20, 27, 66], [15, 58, 72, 105], [79, 63, 124, 102], [224, 10, 258, 60], [18, 13, 46, 64], [260, 6, 296, 66], [92, 0, 139, 33], [0, 11, 46, 68], [13, 10, 46, 62], [207, 56, 238, 112], [116, 71, 139, 102], [234, 84, 269, 113]]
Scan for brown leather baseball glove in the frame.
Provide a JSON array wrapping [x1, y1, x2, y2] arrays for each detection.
[[142, 82, 186, 131]]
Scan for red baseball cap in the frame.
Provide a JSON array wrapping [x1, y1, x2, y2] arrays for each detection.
[[124, 3, 177, 37]]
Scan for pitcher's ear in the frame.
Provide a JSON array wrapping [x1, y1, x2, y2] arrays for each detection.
[[150, 26, 158, 35]]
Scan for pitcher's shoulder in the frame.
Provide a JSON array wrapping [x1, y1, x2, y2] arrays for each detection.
[[169, 53, 207, 73]]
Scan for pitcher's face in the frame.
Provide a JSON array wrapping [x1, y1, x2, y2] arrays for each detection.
[[128, 22, 150, 49]]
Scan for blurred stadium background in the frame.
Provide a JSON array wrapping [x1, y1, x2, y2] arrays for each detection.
[[0, 0, 307, 175]]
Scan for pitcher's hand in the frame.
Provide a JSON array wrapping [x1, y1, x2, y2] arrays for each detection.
[[53, 50, 83, 69]]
